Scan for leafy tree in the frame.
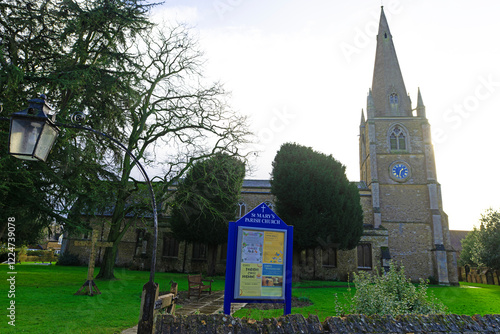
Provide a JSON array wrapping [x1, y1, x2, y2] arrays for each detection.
[[460, 208, 500, 270], [477, 209, 500, 269], [271, 143, 363, 256], [1, 0, 153, 244], [170, 153, 245, 276], [458, 228, 480, 267], [336, 262, 446, 316], [0, 0, 251, 279]]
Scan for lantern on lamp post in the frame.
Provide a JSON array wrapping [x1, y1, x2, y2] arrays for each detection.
[[8, 95, 59, 162], [2, 95, 159, 333], [2, 95, 160, 333]]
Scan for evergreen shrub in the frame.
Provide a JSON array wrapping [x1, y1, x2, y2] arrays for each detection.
[[336, 262, 446, 316], [56, 252, 81, 266]]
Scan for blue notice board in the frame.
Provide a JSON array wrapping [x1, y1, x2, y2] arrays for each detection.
[[224, 202, 293, 315]]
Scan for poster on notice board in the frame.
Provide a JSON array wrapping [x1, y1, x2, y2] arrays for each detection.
[[235, 228, 286, 299]]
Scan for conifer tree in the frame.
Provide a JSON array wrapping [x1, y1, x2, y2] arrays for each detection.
[[271, 143, 363, 254], [170, 153, 245, 276]]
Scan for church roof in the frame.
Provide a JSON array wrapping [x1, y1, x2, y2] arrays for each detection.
[[371, 7, 412, 117], [449, 230, 470, 252], [242, 179, 271, 188]]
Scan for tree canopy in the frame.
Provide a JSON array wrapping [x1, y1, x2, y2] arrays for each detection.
[[271, 142, 363, 252], [460, 208, 500, 270], [170, 153, 245, 275], [1, 0, 154, 243], [0, 0, 251, 279]]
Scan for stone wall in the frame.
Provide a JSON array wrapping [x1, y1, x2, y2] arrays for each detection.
[[155, 313, 500, 333], [65, 178, 450, 282], [384, 221, 434, 281], [64, 217, 147, 267]]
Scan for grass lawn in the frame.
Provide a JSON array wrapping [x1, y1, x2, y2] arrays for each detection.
[[233, 280, 500, 320], [1, 264, 499, 333], [0, 264, 224, 334]]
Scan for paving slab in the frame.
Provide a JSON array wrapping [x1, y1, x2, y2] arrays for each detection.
[[121, 290, 246, 333]]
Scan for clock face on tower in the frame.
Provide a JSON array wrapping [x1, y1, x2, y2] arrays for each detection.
[[389, 161, 410, 182]]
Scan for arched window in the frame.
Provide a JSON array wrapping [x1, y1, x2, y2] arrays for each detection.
[[389, 92, 399, 113], [134, 229, 147, 256], [237, 201, 246, 218], [265, 201, 274, 210], [357, 243, 372, 269], [389, 93, 398, 104], [389, 125, 407, 151], [162, 235, 179, 258], [322, 247, 337, 268], [192, 243, 207, 260]]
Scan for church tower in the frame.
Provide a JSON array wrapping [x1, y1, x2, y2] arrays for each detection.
[[359, 7, 458, 284]]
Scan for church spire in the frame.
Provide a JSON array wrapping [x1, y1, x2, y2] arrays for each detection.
[[371, 7, 412, 117]]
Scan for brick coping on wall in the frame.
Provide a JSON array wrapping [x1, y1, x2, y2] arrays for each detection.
[[155, 313, 500, 333]]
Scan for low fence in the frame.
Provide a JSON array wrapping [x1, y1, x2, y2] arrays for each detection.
[[459, 266, 500, 285], [155, 314, 500, 333]]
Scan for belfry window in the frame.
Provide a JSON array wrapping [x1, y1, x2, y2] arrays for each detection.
[[389, 125, 406, 151], [389, 93, 398, 104], [389, 92, 399, 114]]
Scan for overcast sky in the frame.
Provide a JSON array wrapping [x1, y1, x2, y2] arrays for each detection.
[[149, 0, 500, 231]]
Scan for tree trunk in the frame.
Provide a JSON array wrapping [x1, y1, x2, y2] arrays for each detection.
[[207, 244, 218, 276], [96, 243, 119, 279], [96, 183, 130, 280], [0, 222, 6, 241], [96, 213, 126, 279]]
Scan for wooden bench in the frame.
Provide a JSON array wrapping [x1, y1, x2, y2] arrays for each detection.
[[187, 274, 213, 299], [138, 280, 178, 333]]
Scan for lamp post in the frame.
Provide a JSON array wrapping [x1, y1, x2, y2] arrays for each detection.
[[2, 95, 158, 333]]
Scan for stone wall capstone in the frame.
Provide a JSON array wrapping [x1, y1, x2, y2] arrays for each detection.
[[155, 313, 500, 333]]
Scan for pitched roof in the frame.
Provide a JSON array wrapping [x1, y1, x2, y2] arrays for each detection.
[[449, 230, 470, 252], [242, 179, 271, 188]]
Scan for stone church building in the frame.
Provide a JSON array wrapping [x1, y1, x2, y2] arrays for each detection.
[[64, 8, 458, 285]]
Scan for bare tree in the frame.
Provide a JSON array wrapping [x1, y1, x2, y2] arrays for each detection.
[[96, 23, 252, 279]]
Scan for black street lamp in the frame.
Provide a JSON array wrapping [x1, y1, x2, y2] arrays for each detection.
[[8, 95, 59, 162], [2, 95, 158, 333]]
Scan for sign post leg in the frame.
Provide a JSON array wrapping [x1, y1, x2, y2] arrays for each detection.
[[224, 222, 236, 315], [284, 225, 293, 315]]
